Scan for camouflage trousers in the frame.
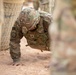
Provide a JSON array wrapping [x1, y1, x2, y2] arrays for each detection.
[[51, 40, 76, 75], [50, 0, 76, 74]]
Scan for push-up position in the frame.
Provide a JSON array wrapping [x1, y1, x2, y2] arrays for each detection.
[[9, 7, 52, 64]]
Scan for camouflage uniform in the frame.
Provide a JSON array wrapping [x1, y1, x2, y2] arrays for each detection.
[[9, 7, 52, 62], [49, 0, 76, 74], [33, 0, 49, 13]]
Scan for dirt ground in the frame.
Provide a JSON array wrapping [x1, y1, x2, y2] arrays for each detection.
[[0, 37, 51, 75], [0, 3, 51, 75]]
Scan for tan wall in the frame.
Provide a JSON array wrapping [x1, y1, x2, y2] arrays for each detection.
[[0, 0, 4, 50], [1, 0, 25, 50]]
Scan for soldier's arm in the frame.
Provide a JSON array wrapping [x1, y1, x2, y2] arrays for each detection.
[[9, 9, 30, 63], [9, 10, 26, 63], [9, 20, 23, 63], [33, 0, 39, 10]]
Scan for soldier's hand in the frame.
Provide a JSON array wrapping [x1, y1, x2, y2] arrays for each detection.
[[9, 60, 25, 66], [10, 61, 25, 66]]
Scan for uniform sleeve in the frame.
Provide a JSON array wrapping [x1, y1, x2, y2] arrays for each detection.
[[9, 20, 23, 62]]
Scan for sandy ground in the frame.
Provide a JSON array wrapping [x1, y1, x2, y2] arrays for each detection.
[[0, 37, 51, 75], [0, 3, 51, 75]]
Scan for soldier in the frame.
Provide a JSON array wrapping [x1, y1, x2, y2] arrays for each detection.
[[49, 0, 76, 74], [33, 0, 50, 13], [9, 7, 52, 64]]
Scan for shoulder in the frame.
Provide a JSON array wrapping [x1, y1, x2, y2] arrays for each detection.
[[39, 11, 52, 23]]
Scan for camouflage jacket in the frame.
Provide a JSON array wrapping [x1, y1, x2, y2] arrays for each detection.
[[17, 7, 52, 50]]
